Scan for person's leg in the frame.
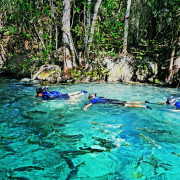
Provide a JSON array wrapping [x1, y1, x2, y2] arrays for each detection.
[[172, 109, 180, 112], [126, 101, 145, 104], [68, 91, 86, 99], [70, 94, 84, 98], [125, 104, 146, 108], [111, 100, 146, 104], [68, 91, 81, 96], [125, 104, 152, 109]]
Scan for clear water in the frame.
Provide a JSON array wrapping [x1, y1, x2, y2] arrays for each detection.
[[1, 76, 180, 180]]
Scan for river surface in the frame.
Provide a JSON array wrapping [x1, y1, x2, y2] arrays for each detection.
[[1, 76, 180, 180]]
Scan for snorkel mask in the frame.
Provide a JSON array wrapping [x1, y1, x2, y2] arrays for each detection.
[[36, 86, 49, 94], [88, 93, 97, 100], [166, 96, 177, 104]]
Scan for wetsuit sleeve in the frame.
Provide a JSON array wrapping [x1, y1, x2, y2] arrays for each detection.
[[42, 92, 52, 100], [91, 99, 97, 104], [42, 95, 49, 100], [175, 102, 180, 108], [60, 93, 69, 98]]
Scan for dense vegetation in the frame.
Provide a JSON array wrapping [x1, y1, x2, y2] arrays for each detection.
[[0, 0, 180, 85]]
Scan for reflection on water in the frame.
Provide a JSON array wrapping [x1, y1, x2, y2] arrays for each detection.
[[1, 76, 180, 179]]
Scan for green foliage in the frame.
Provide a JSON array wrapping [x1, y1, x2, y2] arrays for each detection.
[[155, 78, 160, 83], [1, 26, 19, 35], [82, 1, 86, 5], [106, 51, 117, 57], [135, 50, 144, 60], [0, 0, 180, 82], [23, 31, 31, 38], [71, 0, 124, 55], [71, 69, 82, 79]]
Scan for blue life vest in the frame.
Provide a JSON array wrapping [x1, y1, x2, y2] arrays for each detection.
[[91, 97, 108, 104], [42, 91, 69, 100], [175, 102, 180, 108], [91, 97, 126, 106]]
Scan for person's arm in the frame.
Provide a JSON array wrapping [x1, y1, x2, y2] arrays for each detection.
[[83, 103, 93, 111]]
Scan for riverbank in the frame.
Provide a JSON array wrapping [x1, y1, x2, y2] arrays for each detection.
[[1, 73, 179, 90]]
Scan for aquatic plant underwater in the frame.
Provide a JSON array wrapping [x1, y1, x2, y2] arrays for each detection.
[[1, 76, 180, 180]]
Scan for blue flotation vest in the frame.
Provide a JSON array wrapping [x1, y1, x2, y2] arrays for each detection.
[[175, 102, 180, 108], [91, 97, 126, 106], [42, 91, 69, 100]]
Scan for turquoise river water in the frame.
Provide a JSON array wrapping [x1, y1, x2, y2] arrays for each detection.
[[1, 76, 180, 180]]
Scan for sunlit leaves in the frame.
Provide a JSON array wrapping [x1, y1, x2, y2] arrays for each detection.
[[82, 0, 86, 5], [23, 31, 31, 38]]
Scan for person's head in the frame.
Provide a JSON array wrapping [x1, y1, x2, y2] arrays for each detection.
[[166, 96, 176, 104], [88, 93, 97, 100], [36, 86, 49, 97]]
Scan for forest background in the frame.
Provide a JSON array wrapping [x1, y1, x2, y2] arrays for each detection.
[[0, 0, 180, 86]]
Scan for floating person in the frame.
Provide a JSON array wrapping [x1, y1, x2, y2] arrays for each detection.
[[166, 96, 180, 105], [36, 86, 87, 101], [166, 96, 180, 111], [147, 96, 180, 111], [83, 93, 152, 111], [146, 96, 180, 106]]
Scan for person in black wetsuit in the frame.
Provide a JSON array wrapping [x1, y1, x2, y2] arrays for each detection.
[[36, 86, 87, 101], [83, 93, 152, 111]]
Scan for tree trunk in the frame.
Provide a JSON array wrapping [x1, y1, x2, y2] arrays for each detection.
[[87, 0, 102, 53], [167, 14, 180, 83], [0, 13, 3, 32], [135, 14, 140, 45], [118, 1, 123, 17], [84, 0, 92, 53], [50, 0, 58, 51], [62, 0, 76, 69], [0, 14, 6, 66], [167, 45, 176, 82], [122, 0, 131, 54]]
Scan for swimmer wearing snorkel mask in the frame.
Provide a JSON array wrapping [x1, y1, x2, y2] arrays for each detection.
[[36, 86, 87, 101], [166, 96, 180, 111], [83, 93, 152, 111]]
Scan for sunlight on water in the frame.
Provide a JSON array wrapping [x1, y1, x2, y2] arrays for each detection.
[[1, 76, 180, 179]]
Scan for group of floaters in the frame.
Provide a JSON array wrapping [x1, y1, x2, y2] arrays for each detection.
[[35, 86, 180, 111]]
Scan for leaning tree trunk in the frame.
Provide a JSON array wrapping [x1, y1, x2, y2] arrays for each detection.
[[50, 0, 58, 51], [62, 0, 77, 73], [122, 0, 131, 54], [135, 13, 140, 45], [0, 13, 6, 67], [84, 0, 92, 54], [167, 45, 176, 82], [167, 14, 180, 83], [87, 0, 102, 53]]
